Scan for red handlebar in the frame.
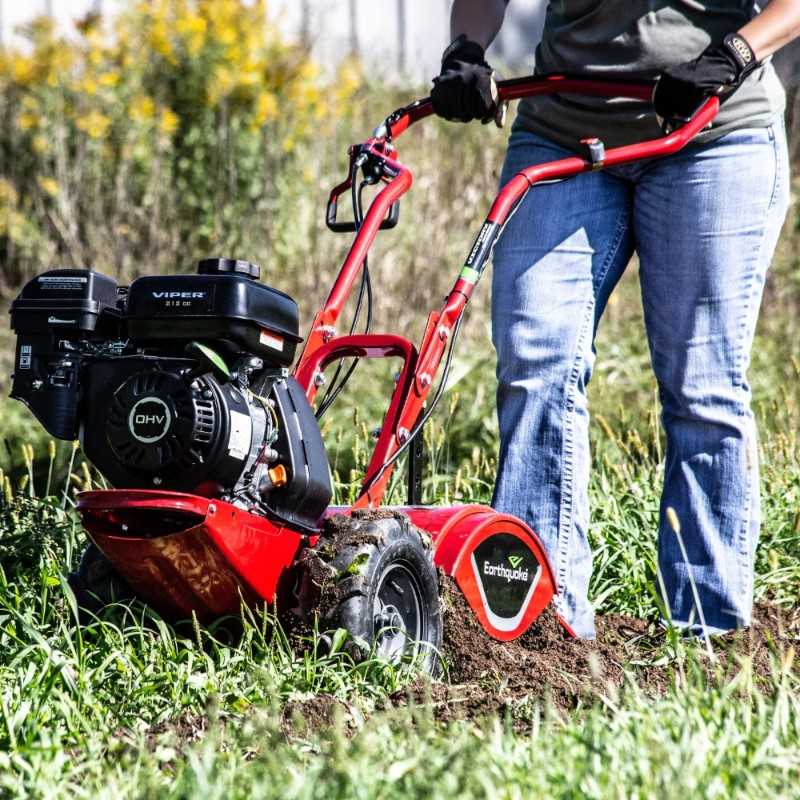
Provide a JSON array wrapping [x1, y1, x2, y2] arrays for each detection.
[[328, 74, 719, 239], [385, 73, 715, 150]]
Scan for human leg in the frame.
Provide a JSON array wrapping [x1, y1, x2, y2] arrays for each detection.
[[491, 129, 635, 637], [634, 119, 790, 632]]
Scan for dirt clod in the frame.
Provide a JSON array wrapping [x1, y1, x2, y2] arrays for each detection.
[[281, 694, 352, 737]]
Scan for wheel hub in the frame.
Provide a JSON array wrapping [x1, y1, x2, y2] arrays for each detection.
[[373, 562, 423, 661]]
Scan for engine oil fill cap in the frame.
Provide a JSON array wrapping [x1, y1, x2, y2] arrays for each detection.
[[197, 258, 260, 280]]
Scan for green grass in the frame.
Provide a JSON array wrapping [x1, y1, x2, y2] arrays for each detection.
[[47, 674, 800, 799], [3, 664, 798, 799], [0, 375, 798, 797]]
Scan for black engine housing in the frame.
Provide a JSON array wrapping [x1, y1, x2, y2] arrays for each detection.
[[8, 261, 332, 532], [83, 357, 251, 494]]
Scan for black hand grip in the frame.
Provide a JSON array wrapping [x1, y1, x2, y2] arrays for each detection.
[[326, 196, 400, 233], [383, 199, 400, 229]]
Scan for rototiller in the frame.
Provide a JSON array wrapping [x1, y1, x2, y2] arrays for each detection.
[[8, 76, 717, 666]]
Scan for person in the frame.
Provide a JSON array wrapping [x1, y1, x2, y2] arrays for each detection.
[[431, 1, 800, 638]]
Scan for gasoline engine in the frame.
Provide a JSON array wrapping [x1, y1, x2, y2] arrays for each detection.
[[9, 258, 332, 532]]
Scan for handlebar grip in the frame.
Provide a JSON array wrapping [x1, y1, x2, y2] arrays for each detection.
[[326, 196, 400, 233]]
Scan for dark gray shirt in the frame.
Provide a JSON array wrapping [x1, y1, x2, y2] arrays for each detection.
[[515, 1, 785, 150]]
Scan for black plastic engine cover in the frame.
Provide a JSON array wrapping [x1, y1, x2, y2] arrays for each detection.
[[82, 357, 250, 493], [125, 272, 301, 366], [9, 268, 120, 334], [264, 377, 332, 531], [9, 269, 122, 440]]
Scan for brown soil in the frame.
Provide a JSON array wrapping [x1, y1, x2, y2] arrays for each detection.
[[145, 711, 209, 748], [281, 694, 353, 738], [140, 588, 798, 746], [387, 575, 799, 725], [285, 517, 799, 729]]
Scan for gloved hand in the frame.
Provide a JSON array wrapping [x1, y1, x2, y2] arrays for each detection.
[[431, 34, 499, 123], [653, 33, 759, 132]]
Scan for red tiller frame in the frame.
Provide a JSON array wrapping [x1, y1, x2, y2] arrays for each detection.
[[293, 75, 720, 508]]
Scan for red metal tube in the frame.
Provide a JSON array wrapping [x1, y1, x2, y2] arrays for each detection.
[[323, 153, 412, 319], [487, 96, 720, 225], [389, 74, 656, 139]]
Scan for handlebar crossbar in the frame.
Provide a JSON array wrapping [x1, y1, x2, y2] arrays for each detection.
[[387, 73, 680, 140]]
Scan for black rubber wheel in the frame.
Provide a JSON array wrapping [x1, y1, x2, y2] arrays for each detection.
[[294, 511, 442, 673], [68, 543, 134, 614]]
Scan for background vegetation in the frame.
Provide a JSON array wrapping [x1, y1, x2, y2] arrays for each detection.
[[0, 2, 798, 797]]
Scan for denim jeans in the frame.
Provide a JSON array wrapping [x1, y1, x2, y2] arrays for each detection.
[[491, 118, 789, 638]]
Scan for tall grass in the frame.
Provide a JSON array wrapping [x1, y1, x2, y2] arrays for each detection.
[[72, 668, 800, 799]]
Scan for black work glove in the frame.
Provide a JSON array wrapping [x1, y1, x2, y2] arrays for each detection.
[[431, 34, 499, 123], [653, 33, 759, 133]]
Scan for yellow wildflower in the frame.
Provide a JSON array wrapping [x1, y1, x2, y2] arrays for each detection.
[[17, 113, 41, 132], [50, 47, 74, 75], [82, 76, 99, 95], [149, 19, 174, 61], [205, 0, 241, 46], [158, 108, 180, 136], [11, 55, 35, 85], [76, 110, 112, 139], [208, 66, 236, 105], [0, 179, 18, 208], [237, 58, 263, 89], [298, 60, 321, 83], [176, 13, 207, 56], [32, 136, 49, 155], [37, 177, 59, 197], [98, 71, 120, 88], [130, 95, 156, 122], [254, 92, 279, 126]]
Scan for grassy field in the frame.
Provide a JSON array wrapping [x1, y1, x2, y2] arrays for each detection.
[[1, 176, 799, 798], [1, 7, 800, 796]]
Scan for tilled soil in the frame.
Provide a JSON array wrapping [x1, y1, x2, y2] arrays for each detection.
[[285, 512, 799, 727], [141, 584, 799, 748], [281, 694, 352, 738], [386, 576, 799, 724]]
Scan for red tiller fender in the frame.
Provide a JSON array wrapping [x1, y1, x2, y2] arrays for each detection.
[[77, 490, 301, 621], [78, 490, 557, 640], [405, 505, 557, 641], [326, 503, 558, 640]]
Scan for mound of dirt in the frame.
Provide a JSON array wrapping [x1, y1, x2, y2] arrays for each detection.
[[281, 694, 353, 738], [388, 575, 799, 724]]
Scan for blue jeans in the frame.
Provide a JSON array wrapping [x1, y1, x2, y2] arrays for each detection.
[[491, 119, 789, 638]]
